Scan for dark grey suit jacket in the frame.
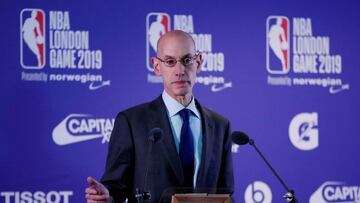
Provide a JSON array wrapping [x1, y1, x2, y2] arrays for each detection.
[[101, 96, 234, 203]]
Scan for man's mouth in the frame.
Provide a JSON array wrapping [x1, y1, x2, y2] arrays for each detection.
[[172, 80, 188, 85]]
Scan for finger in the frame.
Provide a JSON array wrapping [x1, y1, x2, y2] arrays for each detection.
[[86, 193, 109, 201], [87, 200, 107, 203], [87, 176, 99, 186], [85, 187, 99, 195]]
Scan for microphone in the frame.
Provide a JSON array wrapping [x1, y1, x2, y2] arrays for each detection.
[[231, 131, 249, 145], [135, 128, 164, 203], [148, 127, 164, 143], [231, 131, 299, 203]]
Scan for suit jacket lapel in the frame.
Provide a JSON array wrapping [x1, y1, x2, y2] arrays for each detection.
[[195, 99, 213, 188], [147, 96, 214, 187], [148, 96, 184, 184]]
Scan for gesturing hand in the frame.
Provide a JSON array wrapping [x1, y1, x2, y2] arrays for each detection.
[[85, 176, 111, 203]]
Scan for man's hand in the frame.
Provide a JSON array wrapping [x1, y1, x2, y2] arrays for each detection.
[[85, 176, 111, 203]]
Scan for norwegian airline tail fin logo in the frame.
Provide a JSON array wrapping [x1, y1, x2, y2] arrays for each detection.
[[266, 16, 290, 74], [20, 8, 46, 69], [146, 13, 170, 71]]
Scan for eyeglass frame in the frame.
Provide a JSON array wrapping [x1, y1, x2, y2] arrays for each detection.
[[155, 52, 201, 68]]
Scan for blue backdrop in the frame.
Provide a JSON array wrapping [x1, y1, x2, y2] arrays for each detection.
[[1, 0, 359, 202]]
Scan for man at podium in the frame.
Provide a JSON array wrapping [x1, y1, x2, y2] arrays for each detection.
[[85, 30, 234, 203]]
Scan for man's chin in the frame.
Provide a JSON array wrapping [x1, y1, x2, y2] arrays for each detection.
[[174, 90, 191, 97]]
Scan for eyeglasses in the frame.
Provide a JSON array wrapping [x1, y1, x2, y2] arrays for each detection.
[[156, 53, 199, 67]]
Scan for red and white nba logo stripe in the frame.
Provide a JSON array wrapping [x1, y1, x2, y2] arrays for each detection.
[[266, 16, 290, 74], [20, 8, 46, 69], [146, 13, 170, 72]]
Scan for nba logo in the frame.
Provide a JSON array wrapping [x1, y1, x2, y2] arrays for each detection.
[[20, 8, 46, 69], [266, 16, 290, 74], [146, 13, 170, 71]]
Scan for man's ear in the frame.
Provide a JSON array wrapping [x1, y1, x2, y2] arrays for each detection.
[[196, 53, 202, 73], [151, 57, 161, 76]]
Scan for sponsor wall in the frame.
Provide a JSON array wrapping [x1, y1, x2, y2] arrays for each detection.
[[1, 0, 359, 202]]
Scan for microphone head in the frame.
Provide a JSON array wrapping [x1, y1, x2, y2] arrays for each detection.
[[148, 128, 164, 143], [231, 131, 250, 145]]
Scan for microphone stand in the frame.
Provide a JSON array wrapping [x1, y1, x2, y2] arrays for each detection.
[[134, 128, 164, 202], [134, 141, 153, 203], [249, 139, 299, 203], [134, 188, 151, 203], [135, 139, 152, 203]]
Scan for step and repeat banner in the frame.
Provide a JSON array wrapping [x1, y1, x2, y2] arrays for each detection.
[[1, 0, 359, 202]]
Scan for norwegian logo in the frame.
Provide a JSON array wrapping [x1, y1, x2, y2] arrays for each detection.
[[266, 16, 290, 74], [289, 112, 319, 151], [20, 8, 46, 69], [145, 12, 232, 92], [310, 181, 360, 203], [52, 114, 114, 146], [20, 8, 110, 90], [266, 16, 349, 94], [244, 181, 272, 203], [146, 13, 170, 72]]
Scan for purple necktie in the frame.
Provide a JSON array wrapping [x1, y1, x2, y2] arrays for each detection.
[[178, 109, 194, 187]]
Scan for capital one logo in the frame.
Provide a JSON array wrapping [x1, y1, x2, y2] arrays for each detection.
[[266, 16, 290, 74], [310, 181, 360, 203], [146, 12, 170, 71], [20, 8, 46, 69], [52, 114, 114, 146], [289, 112, 319, 150], [244, 181, 272, 203]]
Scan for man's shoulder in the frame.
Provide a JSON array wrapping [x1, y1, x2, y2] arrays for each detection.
[[196, 100, 229, 124], [117, 96, 163, 118], [203, 106, 229, 122]]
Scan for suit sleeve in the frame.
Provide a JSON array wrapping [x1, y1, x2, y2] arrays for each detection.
[[101, 112, 134, 202], [217, 120, 234, 195]]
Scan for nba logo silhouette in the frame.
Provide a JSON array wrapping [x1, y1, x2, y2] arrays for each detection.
[[146, 13, 170, 71], [20, 8, 46, 69], [266, 16, 290, 74]]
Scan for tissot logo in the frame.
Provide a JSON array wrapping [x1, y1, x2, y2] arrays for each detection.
[[20, 8, 46, 69], [52, 114, 114, 145], [0, 190, 73, 203], [310, 181, 360, 203], [289, 112, 319, 151]]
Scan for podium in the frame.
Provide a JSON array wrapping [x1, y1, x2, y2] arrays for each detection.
[[171, 194, 231, 203]]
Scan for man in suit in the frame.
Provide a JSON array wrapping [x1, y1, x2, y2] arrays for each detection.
[[85, 30, 234, 203]]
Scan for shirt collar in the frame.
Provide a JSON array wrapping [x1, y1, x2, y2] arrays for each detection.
[[162, 90, 200, 118]]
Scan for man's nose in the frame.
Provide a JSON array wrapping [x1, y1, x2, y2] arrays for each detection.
[[174, 62, 185, 76]]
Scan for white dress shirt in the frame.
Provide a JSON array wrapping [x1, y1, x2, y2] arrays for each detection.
[[162, 91, 202, 187]]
